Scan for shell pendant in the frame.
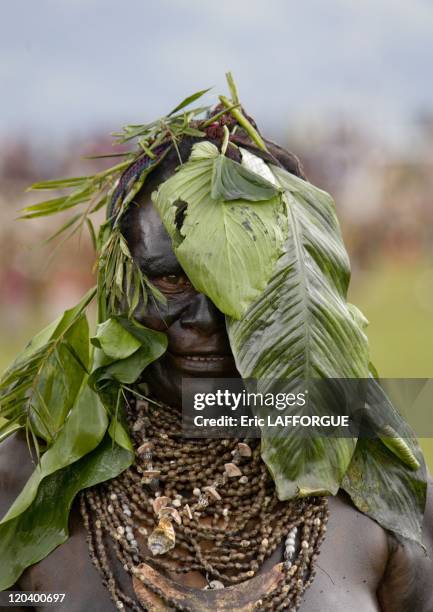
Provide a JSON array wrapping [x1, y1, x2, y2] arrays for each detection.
[[147, 517, 176, 556]]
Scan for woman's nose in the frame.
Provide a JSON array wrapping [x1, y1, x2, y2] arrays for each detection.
[[180, 293, 225, 335]]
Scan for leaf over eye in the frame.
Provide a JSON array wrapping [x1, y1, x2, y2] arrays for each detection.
[[152, 142, 287, 319]]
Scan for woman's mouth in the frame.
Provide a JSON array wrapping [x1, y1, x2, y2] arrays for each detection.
[[167, 352, 237, 376]]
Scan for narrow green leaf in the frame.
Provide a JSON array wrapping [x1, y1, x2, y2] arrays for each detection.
[[128, 274, 141, 318], [108, 417, 133, 452], [82, 152, 132, 159], [20, 196, 69, 216], [29, 177, 91, 191], [86, 217, 98, 251], [181, 127, 206, 137], [42, 214, 82, 245], [201, 103, 241, 128], [168, 87, 212, 116], [0, 419, 22, 444]]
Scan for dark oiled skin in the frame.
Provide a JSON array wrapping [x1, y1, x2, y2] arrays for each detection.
[[1, 196, 432, 611]]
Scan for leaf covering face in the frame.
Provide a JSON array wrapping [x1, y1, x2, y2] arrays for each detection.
[[152, 142, 286, 319]]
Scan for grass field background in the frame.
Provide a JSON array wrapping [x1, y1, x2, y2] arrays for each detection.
[[349, 256, 433, 470]]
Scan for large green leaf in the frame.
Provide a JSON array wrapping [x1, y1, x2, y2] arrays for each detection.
[[341, 377, 427, 544], [90, 316, 167, 387], [152, 142, 286, 319], [1, 384, 108, 523], [91, 317, 142, 360], [95, 346, 159, 385], [227, 163, 370, 498], [0, 434, 133, 590], [211, 154, 280, 202], [342, 438, 426, 545]]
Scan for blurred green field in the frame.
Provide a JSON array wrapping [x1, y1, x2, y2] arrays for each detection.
[[1, 256, 432, 469], [349, 259, 433, 378], [349, 256, 433, 470]]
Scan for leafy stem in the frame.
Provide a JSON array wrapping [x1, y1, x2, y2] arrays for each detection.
[[226, 71, 240, 105], [219, 95, 267, 152], [221, 125, 230, 155]]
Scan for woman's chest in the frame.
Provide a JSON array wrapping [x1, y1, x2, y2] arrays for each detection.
[[19, 499, 385, 612], [20, 558, 380, 612]]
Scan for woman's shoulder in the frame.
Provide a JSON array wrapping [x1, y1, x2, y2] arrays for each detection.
[[0, 436, 116, 609], [376, 474, 433, 611], [0, 432, 34, 518]]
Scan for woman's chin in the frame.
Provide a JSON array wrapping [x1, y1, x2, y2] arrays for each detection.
[[140, 354, 240, 408]]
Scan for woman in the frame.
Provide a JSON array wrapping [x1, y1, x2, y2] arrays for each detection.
[[1, 84, 432, 611]]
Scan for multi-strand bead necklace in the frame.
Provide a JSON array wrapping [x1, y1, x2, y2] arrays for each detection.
[[80, 397, 329, 611]]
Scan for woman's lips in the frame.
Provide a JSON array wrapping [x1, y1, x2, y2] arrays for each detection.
[[167, 352, 236, 375]]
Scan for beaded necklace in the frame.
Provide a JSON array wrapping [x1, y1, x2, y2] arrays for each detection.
[[80, 398, 329, 611]]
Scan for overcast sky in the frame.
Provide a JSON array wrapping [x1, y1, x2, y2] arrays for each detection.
[[1, 0, 433, 142]]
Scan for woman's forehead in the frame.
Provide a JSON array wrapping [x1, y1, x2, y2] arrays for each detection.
[[124, 198, 181, 276]]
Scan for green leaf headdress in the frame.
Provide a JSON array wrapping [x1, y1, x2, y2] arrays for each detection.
[[0, 73, 427, 589]]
